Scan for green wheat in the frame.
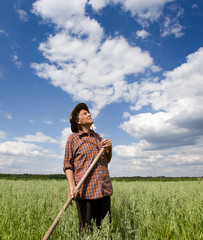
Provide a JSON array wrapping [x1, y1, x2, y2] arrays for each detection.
[[0, 180, 202, 239]]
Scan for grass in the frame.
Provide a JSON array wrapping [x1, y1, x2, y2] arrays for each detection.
[[0, 179, 202, 239]]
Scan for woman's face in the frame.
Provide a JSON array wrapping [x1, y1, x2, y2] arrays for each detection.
[[77, 109, 93, 127]]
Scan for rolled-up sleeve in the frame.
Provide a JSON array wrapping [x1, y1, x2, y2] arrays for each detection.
[[63, 134, 74, 172]]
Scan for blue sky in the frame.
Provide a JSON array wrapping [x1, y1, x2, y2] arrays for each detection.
[[0, 0, 203, 177]]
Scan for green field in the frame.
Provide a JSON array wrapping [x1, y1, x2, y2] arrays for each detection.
[[0, 179, 202, 239]]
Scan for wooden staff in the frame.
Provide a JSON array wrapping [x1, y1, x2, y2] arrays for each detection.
[[43, 147, 105, 240]]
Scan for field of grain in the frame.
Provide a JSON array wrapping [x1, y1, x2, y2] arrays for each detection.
[[0, 179, 202, 239]]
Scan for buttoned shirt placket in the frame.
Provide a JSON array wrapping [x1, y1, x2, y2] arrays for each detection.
[[81, 132, 105, 196]]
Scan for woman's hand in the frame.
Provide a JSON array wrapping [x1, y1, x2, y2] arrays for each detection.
[[68, 184, 79, 200], [102, 138, 112, 150], [65, 169, 79, 201], [102, 139, 112, 163]]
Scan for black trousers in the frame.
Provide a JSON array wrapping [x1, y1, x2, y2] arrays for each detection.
[[75, 196, 111, 232]]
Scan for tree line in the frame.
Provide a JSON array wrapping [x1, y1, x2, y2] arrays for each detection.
[[0, 173, 201, 181]]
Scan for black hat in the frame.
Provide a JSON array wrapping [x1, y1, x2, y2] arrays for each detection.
[[69, 103, 89, 132]]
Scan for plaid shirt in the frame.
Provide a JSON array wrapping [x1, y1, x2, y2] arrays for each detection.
[[64, 129, 113, 199]]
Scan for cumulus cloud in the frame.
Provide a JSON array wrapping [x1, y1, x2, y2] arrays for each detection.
[[60, 127, 72, 150], [33, 35, 153, 112], [33, 0, 171, 24], [32, 0, 157, 116], [192, 4, 198, 9], [0, 127, 76, 173], [161, 6, 184, 38], [0, 128, 72, 173], [113, 142, 203, 177], [91, 0, 184, 38], [12, 55, 22, 68], [32, 0, 102, 42], [0, 140, 62, 173], [32, 0, 86, 23], [27, 0, 201, 176], [0, 29, 9, 37], [0, 141, 45, 156], [119, 0, 171, 21], [0, 111, 12, 120], [90, 0, 171, 23], [14, 132, 58, 144], [0, 130, 6, 139], [43, 120, 53, 125], [120, 47, 203, 151], [161, 16, 184, 38], [31, 0, 184, 116], [15, 8, 29, 22], [0, 127, 72, 174], [136, 29, 150, 39]]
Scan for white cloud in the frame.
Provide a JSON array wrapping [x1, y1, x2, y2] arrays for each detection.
[[90, 0, 184, 37], [31, 29, 154, 117], [161, 6, 184, 38], [32, 0, 86, 24], [32, 0, 103, 43], [161, 16, 184, 38], [136, 29, 150, 39], [120, 47, 203, 152], [32, 33, 154, 116], [0, 141, 57, 157], [0, 127, 75, 173], [0, 111, 12, 120], [0, 29, 8, 37], [107, 47, 203, 177], [32, 0, 187, 117], [15, 8, 29, 22], [12, 55, 22, 68], [0, 130, 6, 139], [192, 4, 198, 9], [43, 120, 53, 125], [121, 0, 171, 21], [89, 0, 110, 11], [112, 142, 203, 177], [14, 132, 58, 144], [0, 140, 62, 173], [60, 127, 72, 150], [90, 0, 172, 22], [60, 118, 67, 123], [28, 0, 202, 177]]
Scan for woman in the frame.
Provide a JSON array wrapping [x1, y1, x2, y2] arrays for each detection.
[[64, 103, 113, 231]]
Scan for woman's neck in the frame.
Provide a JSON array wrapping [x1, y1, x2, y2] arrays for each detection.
[[79, 124, 91, 134]]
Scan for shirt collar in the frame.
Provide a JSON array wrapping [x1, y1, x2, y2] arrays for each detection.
[[77, 129, 95, 136]]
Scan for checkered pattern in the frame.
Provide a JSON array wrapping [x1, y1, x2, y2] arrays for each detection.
[[64, 129, 113, 199]]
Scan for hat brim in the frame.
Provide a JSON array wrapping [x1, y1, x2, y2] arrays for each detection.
[[69, 103, 89, 132]]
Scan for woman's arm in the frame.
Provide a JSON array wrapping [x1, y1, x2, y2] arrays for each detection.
[[102, 138, 112, 163], [65, 169, 78, 198]]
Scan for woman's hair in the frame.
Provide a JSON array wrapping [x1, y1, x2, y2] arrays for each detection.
[[76, 111, 80, 121], [76, 110, 82, 131]]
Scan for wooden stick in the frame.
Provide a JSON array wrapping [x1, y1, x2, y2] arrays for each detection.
[[43, 147, 105, 240]]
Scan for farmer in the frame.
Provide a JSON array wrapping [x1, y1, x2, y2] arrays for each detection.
[[63, 103, 113, 232]]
